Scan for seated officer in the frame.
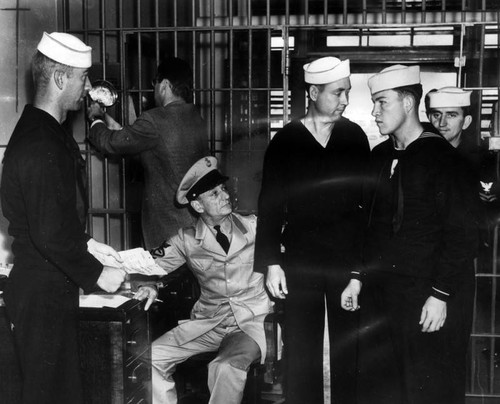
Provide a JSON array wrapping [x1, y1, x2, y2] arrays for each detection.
[[135, 156, 273, 404]]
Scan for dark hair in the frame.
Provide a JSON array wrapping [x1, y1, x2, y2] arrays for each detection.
[[462, 105, 471, 116], [394, 83, 423, 105], [304, 82, 326, 99], [156, 57, 193, 103]]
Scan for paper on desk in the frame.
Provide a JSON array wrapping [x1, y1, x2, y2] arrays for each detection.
[[79, 294, 131, 308], [99, 247, 165, 276]]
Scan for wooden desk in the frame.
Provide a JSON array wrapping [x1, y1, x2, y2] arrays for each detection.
[[0, 298, 151, 404], [0, 300, 21, 404]]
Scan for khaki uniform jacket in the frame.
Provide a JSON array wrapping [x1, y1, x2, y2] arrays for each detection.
[[153, 213, 273, 362]]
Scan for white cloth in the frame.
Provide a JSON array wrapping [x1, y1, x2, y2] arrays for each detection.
[[303, 56, 350, 84], [428, 86, 472, 108], [37, 32, 92, 68], [368, 64, 420, 94]]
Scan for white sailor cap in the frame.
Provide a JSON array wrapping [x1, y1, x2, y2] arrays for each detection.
[[428, 87, 472, 108], [37, 32, 92, 69], [368, 65, 420, 95], [303, 57, 350, 85], [176, 156, 229, 205]]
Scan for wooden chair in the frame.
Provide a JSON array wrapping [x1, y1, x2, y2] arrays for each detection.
[[173, 309, 283, 404]]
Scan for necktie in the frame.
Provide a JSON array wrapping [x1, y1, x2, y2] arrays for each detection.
[[214, 225, 230, 253]]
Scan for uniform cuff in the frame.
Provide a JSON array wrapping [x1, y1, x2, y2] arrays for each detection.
[[431, 286, 451, 302], [350, 270, 364, 281]]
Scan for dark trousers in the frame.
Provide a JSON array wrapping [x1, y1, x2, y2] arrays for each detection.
[[283, 255, 360, 404], [4, 269, 83, 404], [360, 272, 474, 404]]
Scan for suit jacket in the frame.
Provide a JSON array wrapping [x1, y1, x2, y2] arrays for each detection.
[[88, 100, 209, 248], [153, 212, 273, 362]]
